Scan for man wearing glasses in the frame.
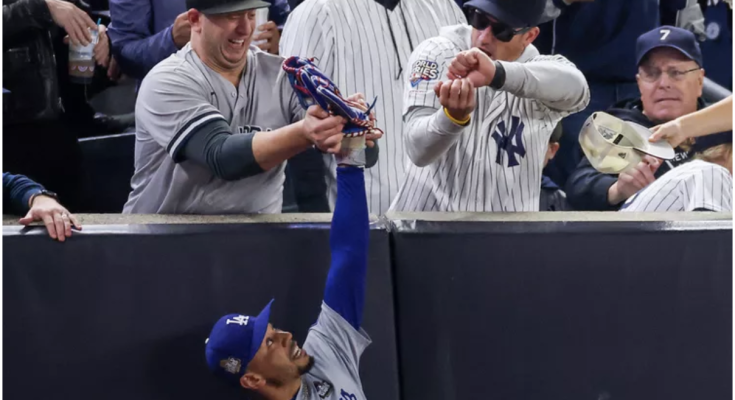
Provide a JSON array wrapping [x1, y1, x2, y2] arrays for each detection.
[[389, 0, 590, 213], [566, 26, 710, 211]]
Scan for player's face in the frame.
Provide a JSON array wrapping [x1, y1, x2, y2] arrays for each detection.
[[243, 324, 314, 389], [637, 48, 704, 124], [200, 10, 256, 70], [470, 13, 539, 62]]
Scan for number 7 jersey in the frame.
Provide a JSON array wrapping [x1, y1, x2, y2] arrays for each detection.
[[390, 25, 589, 212]]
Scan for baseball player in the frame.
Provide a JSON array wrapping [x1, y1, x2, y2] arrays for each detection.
[[123, 0, 377, 215], [388, 0, 590, 212], [204, 149, 372, 398], [621, 131, 732, 212], [280, 0, 467, 214]]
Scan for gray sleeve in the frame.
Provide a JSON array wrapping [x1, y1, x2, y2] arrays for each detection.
[[365, 141, 378, 168], [499, 54, 590, 114], [135, 66, 226, 159], [403, 106, 466, 167], [305, 302, 371, 377], [179, 118, 265, 181]]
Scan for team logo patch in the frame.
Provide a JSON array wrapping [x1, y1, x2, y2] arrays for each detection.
[[706, 21, 721, 40], [409, 60, 439, 87], [314, 381, 333, 398], [220, 357, 242, 375]]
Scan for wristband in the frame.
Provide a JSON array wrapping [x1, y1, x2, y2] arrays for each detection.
[[443, 107, 471, 126], [489, 61, 506, 90]]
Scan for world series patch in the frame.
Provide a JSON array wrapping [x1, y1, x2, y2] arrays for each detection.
[[409, 60, 439, 87]]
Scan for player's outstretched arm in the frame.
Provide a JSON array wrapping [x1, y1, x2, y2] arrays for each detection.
[[322, 166, 369, 330]]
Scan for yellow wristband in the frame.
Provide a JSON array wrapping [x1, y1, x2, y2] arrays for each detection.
[[443, 107, 471, 126]]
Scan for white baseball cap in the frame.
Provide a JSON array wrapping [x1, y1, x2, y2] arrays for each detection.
[[579, 112, 675, 174]]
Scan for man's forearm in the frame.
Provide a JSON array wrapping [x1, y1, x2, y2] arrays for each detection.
[[500, 56, 590, 112], [3, 172, 44, 215], [180, 119, 311, 181], [679, 95, 733, 139], [404, 106, 466, 167], [252, 120, 312, 170]]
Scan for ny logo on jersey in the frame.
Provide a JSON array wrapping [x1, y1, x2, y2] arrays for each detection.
[[340, 389, 357, 400], [226, 315, 249, 326], [237, 125, 272, 134], [491, 116, 526, 167]]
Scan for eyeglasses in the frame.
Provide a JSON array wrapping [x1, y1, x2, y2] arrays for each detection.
[[466, 7, 530, 43], [638, 66, 702, 82]]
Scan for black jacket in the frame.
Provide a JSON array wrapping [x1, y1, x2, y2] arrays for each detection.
[[565, 97, 698, 211], [3, 0, 113, 132], [3, 0, 62, 124]]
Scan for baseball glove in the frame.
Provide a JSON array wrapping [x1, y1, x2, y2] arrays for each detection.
[[282, 56, 382, 138]]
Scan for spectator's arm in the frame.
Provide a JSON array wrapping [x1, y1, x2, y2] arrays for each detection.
[[2, 0, 55, 38], [499, 54, 590, 113], [108, 0, 179, 80], [3, 172, 44, 215], [564, 157, 621, 211]]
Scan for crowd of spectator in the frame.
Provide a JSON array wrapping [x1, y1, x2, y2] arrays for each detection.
[[3, 0, 733, 241]]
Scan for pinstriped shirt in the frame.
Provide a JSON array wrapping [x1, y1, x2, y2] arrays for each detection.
[[390, 25, 590, 212], [280, 0, 466, 214], [620, 159, 733, 212]]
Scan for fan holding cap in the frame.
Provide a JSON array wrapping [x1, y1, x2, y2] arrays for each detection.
[[206, 163, 373, 399], [579, 111, 676, 175], [566, 25, 713, 211]]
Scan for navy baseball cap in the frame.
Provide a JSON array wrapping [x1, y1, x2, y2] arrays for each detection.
[[692, 131, 733, 153], [205, 299, 273, 384], [463, 0, 546, 28], [636, 26, 703, 67]]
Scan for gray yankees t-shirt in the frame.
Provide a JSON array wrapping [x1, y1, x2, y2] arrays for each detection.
[[123, 43, 303, 214], [297, 303, 372, 400]]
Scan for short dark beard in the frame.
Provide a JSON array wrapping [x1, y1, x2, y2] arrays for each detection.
[[298, 356, 315, 376]]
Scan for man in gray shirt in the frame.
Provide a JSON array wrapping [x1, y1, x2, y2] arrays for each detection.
[[124, 0, 376, 214]]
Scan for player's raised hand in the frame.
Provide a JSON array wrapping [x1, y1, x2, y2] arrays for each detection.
[[435, 78, 476, 123], [447, 48, 496, 88], [302, 105, 346, 153], [346, 93, 383, 147], [608, 155, 661, 205]]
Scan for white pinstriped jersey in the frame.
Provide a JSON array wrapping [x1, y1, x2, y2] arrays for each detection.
[[279, 0, 466, 214], [620, 160, 732, 212], [389, 25, 589, 212]]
